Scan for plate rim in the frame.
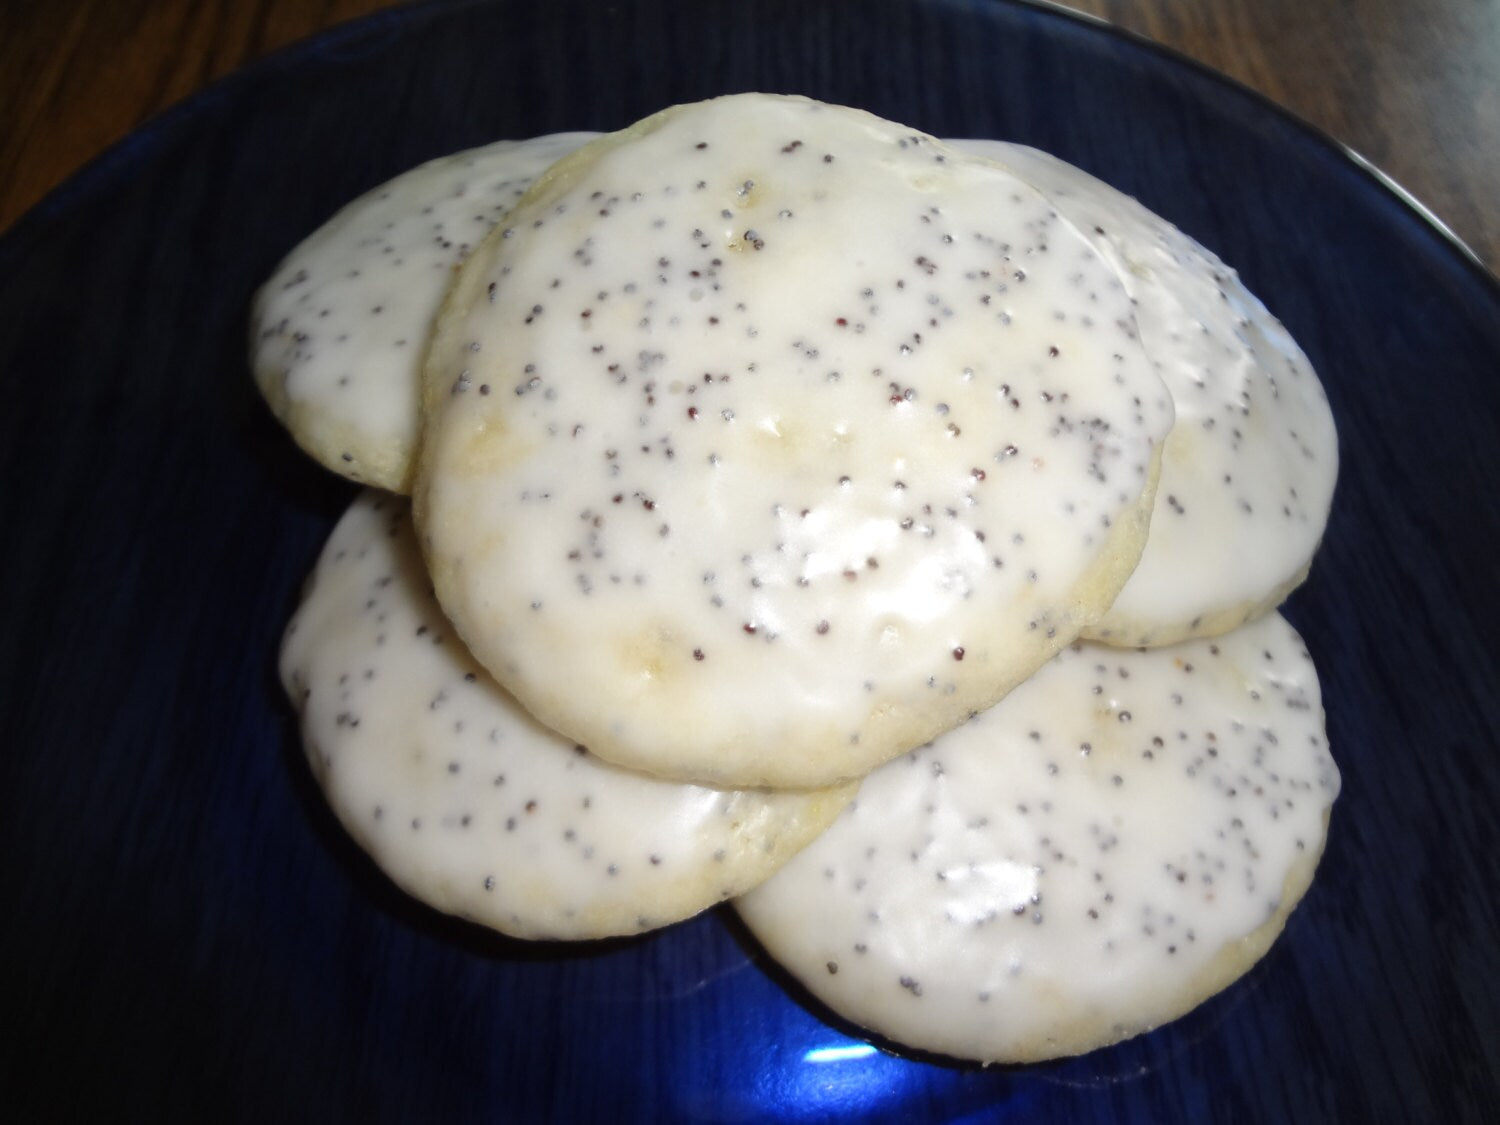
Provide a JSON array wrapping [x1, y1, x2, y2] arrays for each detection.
[[1, 0, 1496, 299]]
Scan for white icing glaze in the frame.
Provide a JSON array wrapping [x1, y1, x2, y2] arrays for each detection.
[[734, 611, 1339, 1062], [952, 140, 1339, 645], [417, 95, 1174, 789], [251, 133, 598, 491], [280, 490, 853, 940]]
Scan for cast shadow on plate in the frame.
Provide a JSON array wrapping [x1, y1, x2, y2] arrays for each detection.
[[231, 352, 355, 526]]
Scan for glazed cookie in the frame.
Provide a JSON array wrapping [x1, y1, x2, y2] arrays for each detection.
[[952, 140, 1339, 646], [281, 490, 854, 940], [251, 133, 597, 492], [415, 94, 1173, 789], [735, 611, 1339, 1063]]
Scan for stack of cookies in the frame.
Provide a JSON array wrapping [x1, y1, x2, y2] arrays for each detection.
[[253, 94, 1340, 1063]]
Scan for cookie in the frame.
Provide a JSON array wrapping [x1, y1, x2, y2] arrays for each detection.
[[952, 140, 1339, 646], [734, 612, 1339, 1063], [251, 133, 597, 492], [415, 94, 1174, 789], [280, 490, 854, 940]]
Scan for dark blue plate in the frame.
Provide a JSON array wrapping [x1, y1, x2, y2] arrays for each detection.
[[2, 0, 1496, 1119]]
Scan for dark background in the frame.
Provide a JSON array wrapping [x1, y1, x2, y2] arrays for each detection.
[[4, 0, 1496, 272]]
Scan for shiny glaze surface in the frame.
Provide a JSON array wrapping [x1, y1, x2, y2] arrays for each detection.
[[1, 1, 1496, 1119], [954, 139, 1339, 646], [418, 95, 1170, 788], [282, 490, 852, 940], [738, 613, 1339, 1063], [251, 132, 597, 491]]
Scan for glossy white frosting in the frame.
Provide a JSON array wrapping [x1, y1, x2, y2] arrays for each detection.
[[280, 490, 853, 940], [417, 94, 1174, 789], [735, 611, 1339, 1062], [952, 140, 1339, 645], [251, 133, 597, 491]]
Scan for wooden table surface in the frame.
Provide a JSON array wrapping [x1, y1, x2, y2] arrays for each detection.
[[3, 0, 1496, 273]]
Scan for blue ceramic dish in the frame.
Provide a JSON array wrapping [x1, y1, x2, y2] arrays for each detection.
[[1, 1, 1496, 1120]]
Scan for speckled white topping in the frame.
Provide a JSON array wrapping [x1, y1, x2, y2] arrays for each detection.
[[416, 94, 1174, 789], [251, 133, 598, 492], [280, 490, 854, 940], [952, 140, 1339, 646], [735, 611, 1338, 1063]]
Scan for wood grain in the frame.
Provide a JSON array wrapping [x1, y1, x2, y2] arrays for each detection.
[[1072, 0, 1500, 272], [2, 0, 1494, 270], [0, 0, 406, 234]]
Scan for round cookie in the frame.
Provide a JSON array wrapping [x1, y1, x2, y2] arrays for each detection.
[[952, 140, 1339, 646], [415, 94, 1174, 789], [734, 611, 1339, 1063], [251, 133, 597, 493], [280, 490, 854, 941]]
